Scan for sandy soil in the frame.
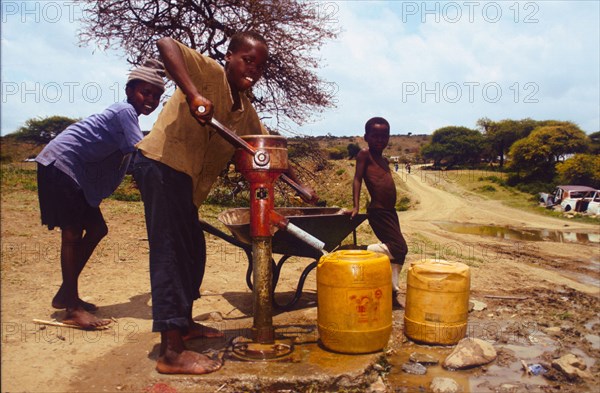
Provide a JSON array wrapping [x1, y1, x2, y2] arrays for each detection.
[[1, 166, 599, 392]]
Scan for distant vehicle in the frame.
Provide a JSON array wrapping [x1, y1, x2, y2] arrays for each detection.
[[577, 190, 600, 215], [539, 185, 596, 211]]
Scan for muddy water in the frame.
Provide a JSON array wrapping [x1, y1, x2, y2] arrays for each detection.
[[385, 318, 556, 392], [433, 221, 599, 245]]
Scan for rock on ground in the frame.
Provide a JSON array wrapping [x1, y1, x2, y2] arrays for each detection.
[[430, 377, 462, 393], [552, 353, 594, 381], [443, 338, 497, 370]]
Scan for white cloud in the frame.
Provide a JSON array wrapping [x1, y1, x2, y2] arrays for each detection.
[[1, 1, 599, 136], [297, 1, 600, 135], [1, 3, 160, 134]]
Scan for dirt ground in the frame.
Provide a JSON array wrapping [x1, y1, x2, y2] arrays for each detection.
[[1, 166, 599, 392]]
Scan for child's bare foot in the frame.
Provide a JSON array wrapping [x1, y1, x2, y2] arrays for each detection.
[[52, 288, 98, 312], [156, 351, 222, 375], [63, 307, 111, 330], [183, 322, 225, 341]]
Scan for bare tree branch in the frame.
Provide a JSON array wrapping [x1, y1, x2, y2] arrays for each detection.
[[75, 0, 340, 131]]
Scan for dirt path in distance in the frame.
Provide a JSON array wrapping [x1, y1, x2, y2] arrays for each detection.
[[397, 167, 599, 295]]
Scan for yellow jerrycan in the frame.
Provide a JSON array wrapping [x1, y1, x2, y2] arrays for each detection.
[[404, 259, 470, 345], [317, 250, 392, 354]]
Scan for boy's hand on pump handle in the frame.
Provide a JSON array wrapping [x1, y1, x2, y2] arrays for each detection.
[[187, 95, 213, 125]]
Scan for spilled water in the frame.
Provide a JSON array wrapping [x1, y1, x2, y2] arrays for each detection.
[[384, 317, 598, 392], [433, 221, 599, 245]]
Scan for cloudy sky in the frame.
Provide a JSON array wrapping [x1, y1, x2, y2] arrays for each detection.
[[2, 1, 599, 137]]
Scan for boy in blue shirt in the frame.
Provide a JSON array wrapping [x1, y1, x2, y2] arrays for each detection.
[[35, 60, 165, 329]]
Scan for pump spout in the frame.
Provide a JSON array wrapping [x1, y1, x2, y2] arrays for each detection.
[[269, 211, 327, 255]]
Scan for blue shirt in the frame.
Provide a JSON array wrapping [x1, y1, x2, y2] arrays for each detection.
[[36, 102, 143, 207]]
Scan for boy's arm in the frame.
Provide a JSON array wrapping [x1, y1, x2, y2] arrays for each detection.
[[156, 37, 213, 125], [351, 150, 368, 218]]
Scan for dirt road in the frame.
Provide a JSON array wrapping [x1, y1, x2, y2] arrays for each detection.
[[1, 168, 598, 392], [397, 167, 599, 295]]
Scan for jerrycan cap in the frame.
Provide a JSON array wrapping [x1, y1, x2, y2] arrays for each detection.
[[318, 249, 388, 267], [410, 258, 470, 275]]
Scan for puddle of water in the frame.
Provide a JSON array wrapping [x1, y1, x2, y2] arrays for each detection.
[[386, 341, 470, 391], [433, 221, 599, 245], [557, 270, 600, 288], [385, 319, 564, 392], [385, 339, 554, 392]]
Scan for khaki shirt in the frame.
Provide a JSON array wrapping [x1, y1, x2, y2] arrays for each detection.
[[137, 40, 266, 207]]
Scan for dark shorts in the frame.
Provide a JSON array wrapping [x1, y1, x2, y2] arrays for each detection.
[[133, 153, 206, 332], [367, 208, 408, 265], [37, 163, 104, 231]]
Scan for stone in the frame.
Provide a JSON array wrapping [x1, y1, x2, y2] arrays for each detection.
[[469, 299, 487, 311], [430, 377, 461, 393], [443, 338, 497, 370], [367, 376, 387, 393], [409, 352, 439, 365], [543, 326, 562, 337], [552, 353, 594, 380], [401, 362, 427, 375]]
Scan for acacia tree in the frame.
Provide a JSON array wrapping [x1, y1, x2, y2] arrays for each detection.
[[420, 126, 484, 168], [556, 154, 600, 188], [76, 0, 340, 132], [477, 117, 539, 167], [508, 122, 590, 181], [13, 116, 79, 144]]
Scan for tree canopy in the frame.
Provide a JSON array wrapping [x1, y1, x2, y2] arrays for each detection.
[[507, 121, 590, 181], [76, 0, 340, 131], [477, 117, 540, 167], [588, 131, 600, 155], [420, 126, 484, 168], [12, 116, 79, 144], [556, 154, 600, 189]]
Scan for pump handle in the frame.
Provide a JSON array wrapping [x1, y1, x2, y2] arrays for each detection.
[[199, 112, 314, 202]]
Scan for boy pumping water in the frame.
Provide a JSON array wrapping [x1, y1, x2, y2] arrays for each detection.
[[134, 32, 317, 375]]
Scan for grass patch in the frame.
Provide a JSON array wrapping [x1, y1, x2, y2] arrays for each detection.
[[479, 175, 506, 185], [555, 311, 573, 321], [109, 175, 141, 202], [1, 163, 38, 192], [445, 168, 599, 224], [477, 185, 497, 192]]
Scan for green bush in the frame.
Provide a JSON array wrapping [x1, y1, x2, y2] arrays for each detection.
[[395, 196, 411, 211], [478, 185, 496, 192], [327, 146, 347, 160], [109, 175, 141, 202], [479, 175, 506, 186], [556, 154, 600, 188], [13, 116, 79, 144]]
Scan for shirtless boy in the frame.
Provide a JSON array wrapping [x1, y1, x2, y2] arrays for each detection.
[[350, 117, 408, 298]]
